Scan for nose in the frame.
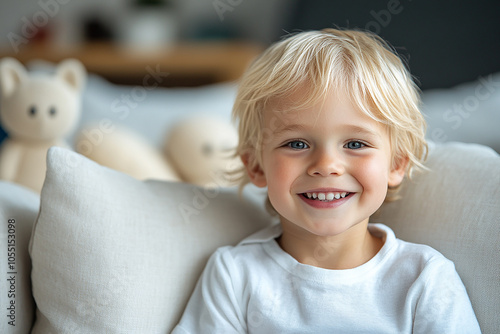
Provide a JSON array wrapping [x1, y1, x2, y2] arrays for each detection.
[[307, 147, 345, 177]]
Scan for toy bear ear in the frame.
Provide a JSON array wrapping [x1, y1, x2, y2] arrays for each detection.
[[56, 59, 86, 92], [0, 57, 27, 98]]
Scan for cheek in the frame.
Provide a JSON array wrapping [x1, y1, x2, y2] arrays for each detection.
[[265, 155, 294, 185], [264, 157, 292, 215], [353, 155, 391, 195], [263, 153, 304, 202]]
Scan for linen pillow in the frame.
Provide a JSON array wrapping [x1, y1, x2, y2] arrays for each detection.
[[29, 147, 271, 333], [29, 142, 500, 333], [373, 141, 500, 334], [0, 181, 39, 334]]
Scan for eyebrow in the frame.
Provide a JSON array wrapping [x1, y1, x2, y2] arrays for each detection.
[[274, 123, 382, 139], [273, 124, 307, 135], [341, 124, 382, 139]]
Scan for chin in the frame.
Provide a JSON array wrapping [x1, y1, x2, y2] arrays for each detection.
[[303, 219, 368, 238]]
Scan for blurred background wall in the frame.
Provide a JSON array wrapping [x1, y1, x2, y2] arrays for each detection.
[[0, 0, 498, 89], [0, 0, 499, 152]]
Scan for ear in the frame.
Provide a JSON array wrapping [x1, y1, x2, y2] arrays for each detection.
[[0, 57, 27, 98], [241, 151, 267, 188], [56, 59, 86, 92], [388, 156, 409, 188]]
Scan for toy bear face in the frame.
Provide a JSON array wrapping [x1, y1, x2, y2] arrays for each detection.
[[165, 117, 242, 187], [0, 58, 86, 141]]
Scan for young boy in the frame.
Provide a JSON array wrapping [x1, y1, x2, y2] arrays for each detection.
[[173, 28, 480, 333]]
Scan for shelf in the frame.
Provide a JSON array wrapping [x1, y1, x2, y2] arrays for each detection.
[[0, 41, 263, 87]]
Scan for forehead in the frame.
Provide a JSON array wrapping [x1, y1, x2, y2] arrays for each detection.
[[263, 89, 387, 137]]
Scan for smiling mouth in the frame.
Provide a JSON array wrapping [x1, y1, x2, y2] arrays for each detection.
[[301, 192, 351, 202]]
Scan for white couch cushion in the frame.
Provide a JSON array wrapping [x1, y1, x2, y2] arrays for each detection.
[[29, 141, 500, 333], [373, 141, 500, 334], [29, 147, 271, 333]]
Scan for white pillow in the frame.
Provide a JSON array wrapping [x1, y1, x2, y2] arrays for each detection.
[[373, 141, 500, 334], [29, 142, 500, 333], [29, 147, 271, 333], [0, 182, 39, 334]]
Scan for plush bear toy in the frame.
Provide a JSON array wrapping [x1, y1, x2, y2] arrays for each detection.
[[75, 116, 241, 188], [0, 58, 86, 193], [75, 124, 181, 182], [163, 117, 242, 187]]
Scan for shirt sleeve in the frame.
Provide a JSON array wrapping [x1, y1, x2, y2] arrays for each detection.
[[412, 257, 481, 334], [172, 247, 247, 334]]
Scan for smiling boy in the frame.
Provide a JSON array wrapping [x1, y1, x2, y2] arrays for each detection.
[[173, 28, 480, 333], [250, 90, 399, 270]]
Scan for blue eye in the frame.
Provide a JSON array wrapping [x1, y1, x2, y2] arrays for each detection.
[[345, 141, 365, 149], [287, 140, 309, 150]]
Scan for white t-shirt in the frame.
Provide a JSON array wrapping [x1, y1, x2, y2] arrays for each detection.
[[173, 223, 481, 333]]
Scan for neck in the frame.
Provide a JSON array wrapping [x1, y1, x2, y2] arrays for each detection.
[[277, 220, 383, 270]]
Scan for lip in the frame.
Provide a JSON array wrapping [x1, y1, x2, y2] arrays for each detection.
[[301, 187, 350, 193], [297, 188, 354, 209]]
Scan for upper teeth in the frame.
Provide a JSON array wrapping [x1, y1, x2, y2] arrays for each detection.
[[305, 192, 348, 201]]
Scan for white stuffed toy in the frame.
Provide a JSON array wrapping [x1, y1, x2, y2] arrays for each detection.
[[0, 58, 86, 193], [164, 117, 241, 187], [75, 117, 241, 188], [75, 124, 180, 182]]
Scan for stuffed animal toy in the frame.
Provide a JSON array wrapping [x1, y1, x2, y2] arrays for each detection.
[[0, 57, 86, 193], [75, 124, 180, 182], [75, 116, 241, 188], [163, 117, 241, 187]]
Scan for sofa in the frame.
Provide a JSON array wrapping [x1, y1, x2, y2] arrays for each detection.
[[1, 74, 499, 333]]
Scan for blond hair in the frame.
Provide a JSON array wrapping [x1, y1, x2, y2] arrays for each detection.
[[232, 28, 427, 206]]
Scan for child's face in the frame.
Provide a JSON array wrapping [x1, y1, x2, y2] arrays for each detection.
[[244, 90, 406, 238]]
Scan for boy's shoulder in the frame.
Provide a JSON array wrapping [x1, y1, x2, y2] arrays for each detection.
[[372, 223, 445, 255], [238, 223, 283, 245], [371, 224, 455, 277], [216, 223, 281, 259], [206, 224, 283, 281]]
